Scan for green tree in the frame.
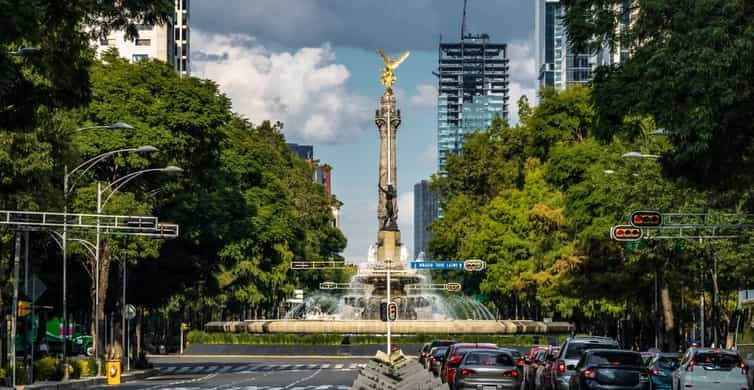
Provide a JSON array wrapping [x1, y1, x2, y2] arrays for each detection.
[[562, 0, 754, 187]]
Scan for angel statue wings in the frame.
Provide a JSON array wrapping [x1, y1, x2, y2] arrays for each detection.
[[377, 49, 410, 93]]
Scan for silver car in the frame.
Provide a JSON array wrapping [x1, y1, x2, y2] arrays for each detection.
[[453, 349, 522, 390], [672, 348, 749, 390]]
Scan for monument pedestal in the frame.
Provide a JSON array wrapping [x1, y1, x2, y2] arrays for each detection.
[[377, 230, 401, 262]]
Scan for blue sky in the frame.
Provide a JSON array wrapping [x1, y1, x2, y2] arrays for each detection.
[[190, 0, 537, 261]]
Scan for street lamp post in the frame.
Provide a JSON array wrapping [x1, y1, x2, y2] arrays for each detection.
[[62, 138, 153, 376], [93, 165, 182, 369], [60, 122, 137, 379]]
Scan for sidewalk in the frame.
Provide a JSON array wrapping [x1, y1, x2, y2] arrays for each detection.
[[18, 368, 156, 390]]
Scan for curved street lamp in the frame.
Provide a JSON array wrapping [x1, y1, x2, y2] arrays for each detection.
[[621, 151, 660, 159], [92, 165, 182, 366]]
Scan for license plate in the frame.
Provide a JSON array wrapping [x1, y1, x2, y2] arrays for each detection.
[[482, 386, 497, 390]]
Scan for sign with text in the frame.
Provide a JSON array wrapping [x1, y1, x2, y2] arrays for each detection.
[[410, 261, 465, 270]]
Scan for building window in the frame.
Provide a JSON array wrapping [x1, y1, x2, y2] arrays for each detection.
[[181, 58, 187, 71], [132, 54, 149, 62], [135, 39, 151, 46], [181, 44, 188, 57], [174, 27, 180, 41]]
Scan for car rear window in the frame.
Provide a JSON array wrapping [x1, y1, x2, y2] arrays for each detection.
[[695, 353, 740, 370], [565, 343, 619, 359], [656, 356, 680, 370], [465, 351, 515, 366], [431, 347, 448, 357], [587, 351, 644, 366]]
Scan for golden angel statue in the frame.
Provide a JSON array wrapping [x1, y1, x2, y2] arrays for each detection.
[[377, 49, 410, 93]]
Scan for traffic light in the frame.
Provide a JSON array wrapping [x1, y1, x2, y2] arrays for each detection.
[[463, 259, 486, 272], [445, 282, 462, 292], [630, 211, 663, 227], [611, 225, 642, 241], [380, 302, 388, 322], [17, 301, 31, 317], [180, 322, 189, 331], [387, 302, 398, 321]]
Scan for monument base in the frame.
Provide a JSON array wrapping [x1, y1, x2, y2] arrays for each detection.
[[351, 349, 444, 390], [377, 229, 401, 262]]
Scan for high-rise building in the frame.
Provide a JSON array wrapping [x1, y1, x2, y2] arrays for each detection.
[[413, 180, 439, 260], [287, 143, 314, 161], [93, 0, 190, 76], [436, 33, 509, 171], [536, 0, 637, 90]]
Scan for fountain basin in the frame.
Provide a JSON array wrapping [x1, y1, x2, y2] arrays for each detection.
[[205, 320, 572, 334]]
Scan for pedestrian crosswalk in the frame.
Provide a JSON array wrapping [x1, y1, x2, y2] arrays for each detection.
[[157, 363, 367, 375], [159, 386, 350, 390]]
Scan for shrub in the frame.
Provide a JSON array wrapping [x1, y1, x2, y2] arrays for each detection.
[[34, 356, 62, 382]]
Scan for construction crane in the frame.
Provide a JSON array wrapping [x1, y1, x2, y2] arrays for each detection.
[[461, 0, 469, 39]]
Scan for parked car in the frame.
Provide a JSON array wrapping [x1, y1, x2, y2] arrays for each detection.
[[569, 349, 649, 390], [546, 336, 621, 390], [535, 346, 560, 390], [646, 353, 680, 390], [441, 342, 498, 386], [428, 346, 449, 377], [453, 348, 522, 390], [420, 339, 455, 369], [672, 348, 749, 390]]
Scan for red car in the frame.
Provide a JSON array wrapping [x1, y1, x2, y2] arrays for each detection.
[[524, 346, 549, 390], [441, 343, 498, 386]]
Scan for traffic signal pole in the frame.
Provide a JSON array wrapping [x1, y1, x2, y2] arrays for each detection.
[[11, 234, 20, 388], [386, 263, 391, 365]]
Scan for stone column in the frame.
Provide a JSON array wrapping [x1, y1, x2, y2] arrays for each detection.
[[375, 91, 401, 231]]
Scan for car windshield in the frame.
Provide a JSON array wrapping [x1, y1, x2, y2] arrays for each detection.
[[566, 343, 618, 359], [587, 351, 644, 366], [535, 351, 545, 361], [465, 351, 514, 366], [694, 352, 740, 370], [655, 356, 680, 370]]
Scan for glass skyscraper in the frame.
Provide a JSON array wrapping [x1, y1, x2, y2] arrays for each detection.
[[436, 33, 509, 171], [413, 180, 439, 260], [536, 0, 635, 90]]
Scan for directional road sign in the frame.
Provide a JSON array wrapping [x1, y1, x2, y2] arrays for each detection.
[[410, 261, 465, 270]]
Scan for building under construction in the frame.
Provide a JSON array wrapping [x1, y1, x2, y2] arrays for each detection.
[[436, 33, 509, 171]]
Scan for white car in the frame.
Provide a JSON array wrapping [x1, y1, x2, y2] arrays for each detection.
[[672, 348, 749, 390]]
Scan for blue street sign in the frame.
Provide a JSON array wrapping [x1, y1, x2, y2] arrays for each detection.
[[410, 261, 465, 270]]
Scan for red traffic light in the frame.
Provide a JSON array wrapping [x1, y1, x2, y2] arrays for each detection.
[[387, 302, 398, 321], [630, 211, 663, 227], [611, 225, 642, 241]]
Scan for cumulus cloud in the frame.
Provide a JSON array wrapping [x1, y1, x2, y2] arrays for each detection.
[[191, 30, 371, 144], [507, 38, 538, 125], [408, 84, 438, 111]]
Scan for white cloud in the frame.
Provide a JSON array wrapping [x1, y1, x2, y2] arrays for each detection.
[[506, 38, 538, 125], [191, 30, 371, 144], [407, 84, 438, 111], [508, 41, 537, 83], [508, 82, 537, 125]]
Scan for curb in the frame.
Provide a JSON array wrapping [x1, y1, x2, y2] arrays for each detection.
[[20, 368, 157, 389], [148, 354, 376, 359]]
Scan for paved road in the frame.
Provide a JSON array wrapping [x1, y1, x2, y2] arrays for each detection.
[[93, 356, 368, 389]]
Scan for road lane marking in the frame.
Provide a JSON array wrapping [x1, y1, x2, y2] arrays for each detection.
[[283, 368, 323, 389]]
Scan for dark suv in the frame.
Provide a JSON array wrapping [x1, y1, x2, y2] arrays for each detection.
[[546, 336, 621, 390], [420, 339, 456, 368]]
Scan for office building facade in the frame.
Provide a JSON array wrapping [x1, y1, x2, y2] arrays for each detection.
[[93, 0, 190, 75], [413, 180, 439, 260], [437, 34, 509, 171], [536, 0, 637, 90]]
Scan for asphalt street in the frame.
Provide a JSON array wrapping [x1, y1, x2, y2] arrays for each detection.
[[91, 356, 369, 389]]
